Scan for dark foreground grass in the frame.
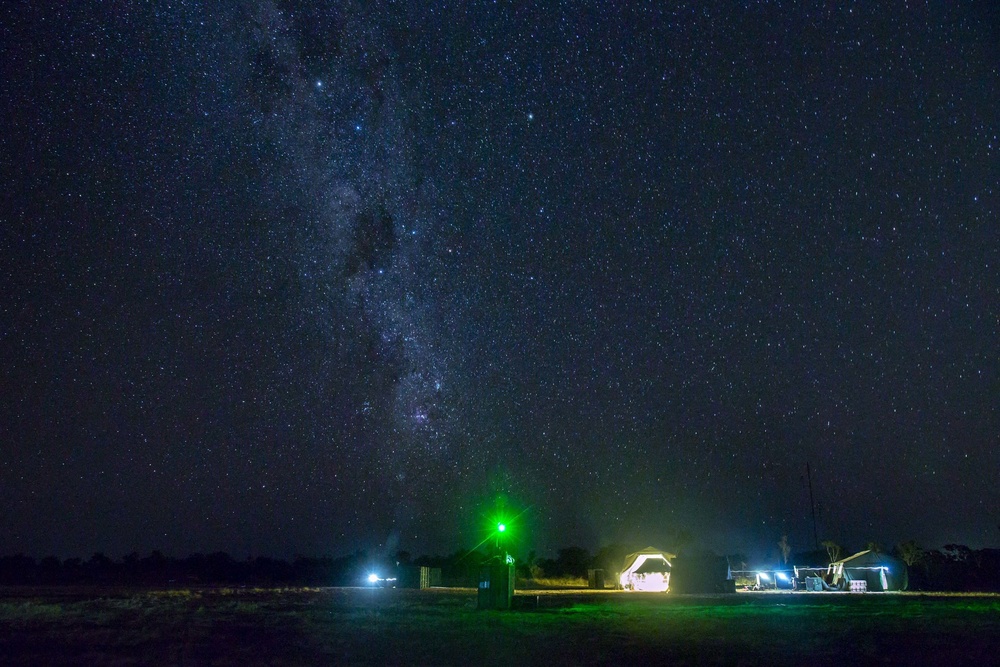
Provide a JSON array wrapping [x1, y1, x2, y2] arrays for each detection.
[[1, 587, 998, 665]]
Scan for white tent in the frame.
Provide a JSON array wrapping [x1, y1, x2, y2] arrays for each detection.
[[828, 549, 908, 591], [620, 547, 672, 592]]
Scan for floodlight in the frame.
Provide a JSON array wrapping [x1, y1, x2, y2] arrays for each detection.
[[497, 523, 506, 533], [367, 573, 379, 584], [758, 572, 769, 580], [777, 572, 789, 581]]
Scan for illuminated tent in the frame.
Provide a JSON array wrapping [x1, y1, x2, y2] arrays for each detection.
[[619, 547, 672, 592], [828, 549, 908, 591]]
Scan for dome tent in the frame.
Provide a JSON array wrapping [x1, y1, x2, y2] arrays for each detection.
[[620, 547, 672, 592]]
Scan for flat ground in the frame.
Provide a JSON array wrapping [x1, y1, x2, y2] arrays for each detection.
[[1, 587, 998, 665]]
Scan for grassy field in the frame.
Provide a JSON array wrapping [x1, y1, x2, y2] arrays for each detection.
[[1, 586, 999, 665]]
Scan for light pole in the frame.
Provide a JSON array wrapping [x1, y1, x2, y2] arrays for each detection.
[[496, 522, 506, 558]]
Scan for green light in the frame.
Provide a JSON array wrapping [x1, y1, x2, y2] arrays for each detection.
[[497, 523, 506, 533]]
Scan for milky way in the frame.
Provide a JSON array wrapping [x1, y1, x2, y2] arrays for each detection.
[[1, 2, 998, 560]]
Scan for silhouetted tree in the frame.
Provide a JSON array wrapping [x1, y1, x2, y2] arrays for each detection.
[[821, 540, 842, 563], [668, 528, 694, 555], [63, 557, 83, 579], [592, 543, 636, 577], [555, 547, 591, 578], [895, 540, 924, 567], [778, 535, 791, 565], [516, 550, 538, 579], [943, 544, 972, 562], [727, 553, 749, 571]]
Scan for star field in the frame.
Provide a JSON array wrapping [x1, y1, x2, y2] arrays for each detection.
[[1, 1, 997, 560]]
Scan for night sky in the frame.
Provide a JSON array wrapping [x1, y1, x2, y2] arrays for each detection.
[[2, 2, 998, 562]]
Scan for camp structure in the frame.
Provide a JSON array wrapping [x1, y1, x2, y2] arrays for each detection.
[[619, 547, 672, 592], [828, 549, 908, 591], [669, 553, 736, 594]]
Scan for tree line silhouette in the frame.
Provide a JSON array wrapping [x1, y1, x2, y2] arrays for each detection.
[[1, 543, 999, 591], [0, 549, 485, 587]]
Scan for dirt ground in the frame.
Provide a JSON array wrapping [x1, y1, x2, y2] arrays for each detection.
[[1, 586, 998, 665]]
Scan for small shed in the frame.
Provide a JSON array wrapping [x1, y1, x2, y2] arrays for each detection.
[[828, 550, 908, 591], [619, 547, 672, 592]]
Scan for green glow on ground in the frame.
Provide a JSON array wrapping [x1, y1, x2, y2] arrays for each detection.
[[2, 589, 999, 664]]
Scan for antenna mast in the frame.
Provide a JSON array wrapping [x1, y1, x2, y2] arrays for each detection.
[[807, 463, 819, 550]]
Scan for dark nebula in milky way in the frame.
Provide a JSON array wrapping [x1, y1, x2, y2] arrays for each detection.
[[1, 1, 998, 560]]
